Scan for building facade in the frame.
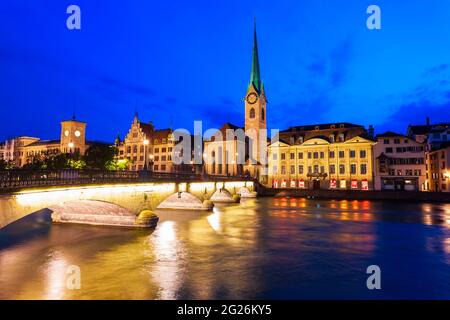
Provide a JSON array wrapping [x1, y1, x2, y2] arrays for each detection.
[[426, 143, 450, 192], [373, 132, 426, 191], [0, 119, 90, 167], [204, 21, 267, 180], [268, 123, 375, 190], [116, 113, 195, 173]]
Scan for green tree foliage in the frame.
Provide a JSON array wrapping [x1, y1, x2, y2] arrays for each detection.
[[84, 145, 118, 170], [0, 159, 15, 170]]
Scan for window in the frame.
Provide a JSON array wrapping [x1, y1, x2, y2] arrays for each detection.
[[394, 138, 400, 144], [133, 145, 138, 153], [161, 156, 167, 161], [308, 152, 312, 159], [339, 164, 345, 174], [350, 164, 357, 174], [308, 166, 312, 173], [339, 150, 345, 158], [154, 156, 160, 161], [338, 134, 344, 142], [272, 153, 278, 160], [162, 147, 167, 153], [360, 150, 366, 158], [161, 165, 166, 171], [290, 165, 295, 174], [349, 150, 356, 158], [320, 152, 324, 158], [272, 166, 278, 174], [249, 108, 256, 118], [329, 151, 335, 158], [314, 165, 319, 173], [329, 135, 335, 142], [385, 147, 393, 153], [290, 153, 295, 160], [140, 145, 144, 153], [383, 139, 389, 144], [281, 166, 286, 174], [360, 164, 367, 175], [154, 148, 159, 153], [261, 108, 265, 121], [313, 152, 318, 159], [330, 164, 336, 174], [154, 139, 159, 144], [281, 153, 286, 160], [298, 152, 303, 159], [320, 166, 325, 173], [397, 169, 402, 176], [298, 165, 304, 174]]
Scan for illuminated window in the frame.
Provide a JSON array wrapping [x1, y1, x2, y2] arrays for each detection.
[[249, 108, 255, 118]]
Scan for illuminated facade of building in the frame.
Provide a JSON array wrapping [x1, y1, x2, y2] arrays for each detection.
[[373, 132, 426, 191], [0, 119, 92, 167], [268, 123, 376, 190], [204, 22, 267, 180], [116, 113, 195, 173], [426, 143, 450, 192]]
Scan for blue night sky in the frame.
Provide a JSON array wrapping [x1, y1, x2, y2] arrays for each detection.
[[1, 0, 449, 142]]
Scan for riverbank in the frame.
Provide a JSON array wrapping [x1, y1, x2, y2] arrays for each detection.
[[257, 187, 450, 203]]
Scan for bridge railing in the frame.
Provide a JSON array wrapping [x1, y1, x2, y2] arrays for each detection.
[[0, 169, 252, 191]]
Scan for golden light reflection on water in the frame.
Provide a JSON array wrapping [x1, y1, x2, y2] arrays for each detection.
[[148, 221, 185, 300], [1, 198, 450, 299]]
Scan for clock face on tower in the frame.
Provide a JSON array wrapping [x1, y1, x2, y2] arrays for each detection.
[[246, 92, 258, 104]]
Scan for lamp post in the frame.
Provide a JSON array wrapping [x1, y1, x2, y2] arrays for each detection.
[[143, 139, 149, 171], [149, 154, 154, 172]]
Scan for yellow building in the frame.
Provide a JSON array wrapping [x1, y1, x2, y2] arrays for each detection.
[[426, 144, 450, 192], [116, 113, 193, 173], [268, 123, 376, 190], [1, 119, 90, 167]]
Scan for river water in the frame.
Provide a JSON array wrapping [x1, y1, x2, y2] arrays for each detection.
[[0, 197, 450, 299]]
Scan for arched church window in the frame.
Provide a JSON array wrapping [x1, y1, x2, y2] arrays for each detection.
[[261, 108, 265, 121], [250, 108, 256, 119]]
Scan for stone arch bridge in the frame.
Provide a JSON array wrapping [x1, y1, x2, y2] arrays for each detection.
[[0, 170, 256, 229]]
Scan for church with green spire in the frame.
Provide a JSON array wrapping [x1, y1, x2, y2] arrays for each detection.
[[245, 19, 267, 173]]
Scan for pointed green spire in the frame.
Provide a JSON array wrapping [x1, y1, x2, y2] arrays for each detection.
[[249, 18, 262, 93]]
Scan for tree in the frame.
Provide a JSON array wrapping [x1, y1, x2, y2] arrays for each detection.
[[84, 144, 118, 170], [0, 159, 15, 170]]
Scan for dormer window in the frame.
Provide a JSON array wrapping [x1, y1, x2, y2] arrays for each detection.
[[298, 136, 304, 144], [339, 124, 345, 128], [315, 126, 320, 131], [329, 134, 335, 142], [338, 134, 345, 142], [330, 124, 336, 129]]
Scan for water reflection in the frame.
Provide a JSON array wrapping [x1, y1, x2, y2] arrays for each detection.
[[149, 221, 185, 299], [0, 198, 450, 299]]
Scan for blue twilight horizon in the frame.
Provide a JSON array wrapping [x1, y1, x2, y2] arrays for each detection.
[[0, 0, 449, 142]]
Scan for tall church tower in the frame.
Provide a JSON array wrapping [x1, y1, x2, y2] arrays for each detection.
[[245, 20, 267, 165]]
